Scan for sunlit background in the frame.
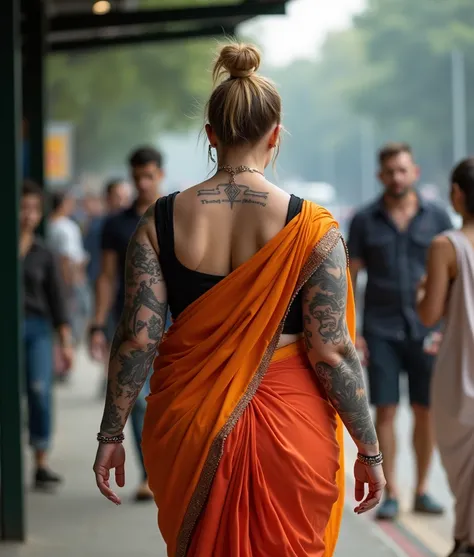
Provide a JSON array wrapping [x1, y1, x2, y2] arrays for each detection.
[[47, 0, 474, 236]]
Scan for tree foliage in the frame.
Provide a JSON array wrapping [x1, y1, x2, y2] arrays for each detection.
[[267, 0, 474, 200], [46, 0, 235, 173]]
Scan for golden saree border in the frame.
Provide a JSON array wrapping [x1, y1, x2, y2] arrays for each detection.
[[175, 226, 342, 557]]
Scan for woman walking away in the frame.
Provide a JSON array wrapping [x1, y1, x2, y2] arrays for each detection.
[[21, 180, 74, 488], [418, 157, 474, 557], [93, 42, 385, 557]]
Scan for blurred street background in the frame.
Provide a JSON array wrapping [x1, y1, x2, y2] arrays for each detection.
[[3, 0, 474, 555]]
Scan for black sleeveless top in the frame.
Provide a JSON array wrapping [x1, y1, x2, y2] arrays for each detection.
[[155, 192, 304, 334]]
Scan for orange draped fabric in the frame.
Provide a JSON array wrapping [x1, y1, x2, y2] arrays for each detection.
[[142, 201, 356, 557]]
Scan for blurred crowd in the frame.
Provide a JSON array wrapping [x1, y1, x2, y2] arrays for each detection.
[[21, 145, 165, 500], [19, 139, 474, 556]]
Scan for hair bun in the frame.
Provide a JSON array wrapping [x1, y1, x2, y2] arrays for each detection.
[[213, 43, 261, 81]]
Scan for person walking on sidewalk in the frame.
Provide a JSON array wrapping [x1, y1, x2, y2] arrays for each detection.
[[20, 180, 74, 489], [418, 157, 474, 557], [347, 142, 452, 520], [93, 42, 385, 557], [89, 146, 166, 502]]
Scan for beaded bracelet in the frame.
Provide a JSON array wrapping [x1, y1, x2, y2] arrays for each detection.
[[97, 432, 125, 444], [357, 452, 384, 467]]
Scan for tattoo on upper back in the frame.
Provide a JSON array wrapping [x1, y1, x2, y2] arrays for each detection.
[[197, 183, 269, 209], [303, 239, 377, 446], [100, 206, 168, 436]]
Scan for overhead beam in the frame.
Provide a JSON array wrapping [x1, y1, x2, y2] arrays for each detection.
[[49, 25, 236, 53], [49, 1, 287, 33]]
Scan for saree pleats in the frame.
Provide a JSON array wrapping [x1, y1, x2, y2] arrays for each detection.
[[188, 342, 344, 557], [142, 201, 355, 556]]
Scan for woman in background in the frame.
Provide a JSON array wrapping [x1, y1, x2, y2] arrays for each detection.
[[21, 180, 74, 488], [93, 42, 385, 557], [418, 157, 474, 557]]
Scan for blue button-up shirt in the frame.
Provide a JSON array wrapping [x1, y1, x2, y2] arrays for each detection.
[[347, 195, 453, 341]]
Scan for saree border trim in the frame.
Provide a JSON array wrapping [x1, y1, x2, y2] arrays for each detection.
[[175, 226, 342, 557]]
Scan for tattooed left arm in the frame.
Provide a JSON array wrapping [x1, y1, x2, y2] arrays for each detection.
[[99, 206, 167, 437]]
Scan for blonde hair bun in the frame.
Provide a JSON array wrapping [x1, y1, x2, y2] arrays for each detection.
[[213, 42, 261, 81]]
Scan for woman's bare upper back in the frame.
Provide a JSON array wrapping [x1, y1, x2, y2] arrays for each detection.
[[170, 173, 291, 277]]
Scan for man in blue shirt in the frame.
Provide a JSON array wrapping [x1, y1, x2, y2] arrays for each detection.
[[89, 146, 166, 501], [347, 143, 452, 520]]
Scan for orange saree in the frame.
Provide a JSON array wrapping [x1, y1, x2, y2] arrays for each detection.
[[142, 201, 356, 557]]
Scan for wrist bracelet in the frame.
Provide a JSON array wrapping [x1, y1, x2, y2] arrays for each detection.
[[97, 432, 124, 444], [357, 452, 383, 467]]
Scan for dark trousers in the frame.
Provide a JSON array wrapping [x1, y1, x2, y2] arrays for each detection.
[[365, 334, 435, 407]]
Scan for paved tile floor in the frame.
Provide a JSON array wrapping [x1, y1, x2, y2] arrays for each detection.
[[2, 350, 447, 557]]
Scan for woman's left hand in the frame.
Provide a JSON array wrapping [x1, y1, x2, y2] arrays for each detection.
[[93, 442, 126, 505]]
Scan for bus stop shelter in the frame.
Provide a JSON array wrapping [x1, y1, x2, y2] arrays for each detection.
[[0, 0, 289, 543]]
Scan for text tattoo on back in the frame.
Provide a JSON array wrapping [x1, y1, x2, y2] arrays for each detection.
[[197, 183, 269, 209]]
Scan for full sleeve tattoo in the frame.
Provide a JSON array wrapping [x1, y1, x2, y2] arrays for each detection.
[[99, 206, 168, 436], [302, 238, 377, 447]]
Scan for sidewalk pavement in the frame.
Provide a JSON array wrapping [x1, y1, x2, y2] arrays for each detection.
[[2, 350, 450, 557]]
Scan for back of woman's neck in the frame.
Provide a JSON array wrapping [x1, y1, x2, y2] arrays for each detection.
[[217, 152, 265, 172]]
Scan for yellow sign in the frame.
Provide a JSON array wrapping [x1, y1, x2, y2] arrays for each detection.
[[46, 123, 73, 185]]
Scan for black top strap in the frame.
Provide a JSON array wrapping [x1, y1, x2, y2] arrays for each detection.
[[286, 194, 304, 224], [154, 192, 179, 258]]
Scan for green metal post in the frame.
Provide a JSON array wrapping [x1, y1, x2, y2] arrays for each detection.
[[23, 0, 46, 188], [0, 0, 25, 542]]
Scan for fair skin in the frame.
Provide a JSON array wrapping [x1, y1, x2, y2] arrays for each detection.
[[93, 125, 385, 510], [20, 193, 74, 469], [349, 150, 434, 499]]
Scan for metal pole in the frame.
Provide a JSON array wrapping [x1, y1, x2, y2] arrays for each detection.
[[451, 49, 467, 163], [23, 0, 46, 183], [325, 147, 337, 187], [360, 119, 376, 203], [0, 0, 25, 542], [23, 0, 47, 234]]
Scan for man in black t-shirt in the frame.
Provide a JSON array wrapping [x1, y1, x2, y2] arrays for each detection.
[[89, 146, 165, 501]]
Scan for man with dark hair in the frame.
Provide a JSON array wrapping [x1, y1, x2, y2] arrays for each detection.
[[377, 142, 413, 166], [347, 142, 453, 520], [128, 146, 163, 170], [89, 146, 165, 501]]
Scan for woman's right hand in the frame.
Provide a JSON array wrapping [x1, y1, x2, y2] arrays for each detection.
[[353, 460, 386, 514]]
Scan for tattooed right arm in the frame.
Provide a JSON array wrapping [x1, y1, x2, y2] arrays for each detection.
[[302, 238, 378, 454]]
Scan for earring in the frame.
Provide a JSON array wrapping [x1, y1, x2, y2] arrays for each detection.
[[208, 144, 216, 163]]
